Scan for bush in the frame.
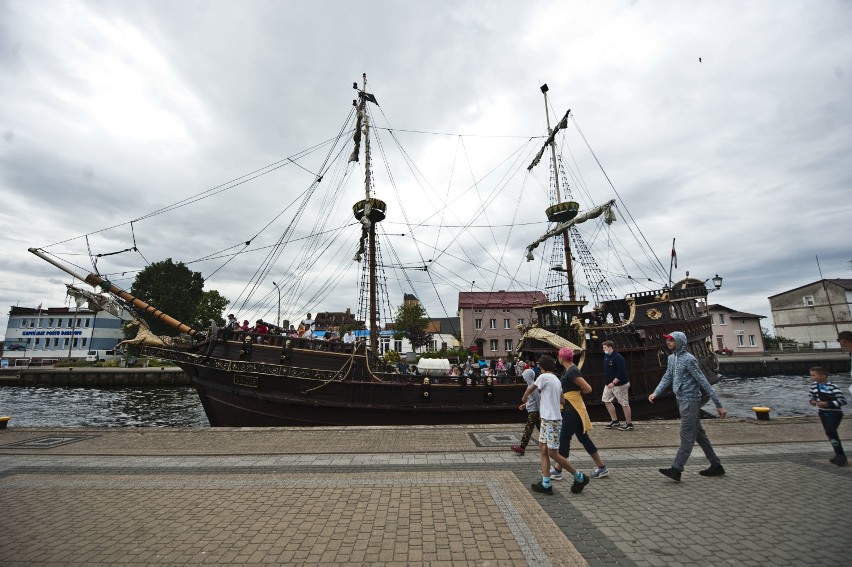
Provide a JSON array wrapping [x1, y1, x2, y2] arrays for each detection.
[[383, 350, 401, 364]]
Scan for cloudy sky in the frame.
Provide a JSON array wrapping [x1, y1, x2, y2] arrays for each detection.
[[1, 0, 850, 340]]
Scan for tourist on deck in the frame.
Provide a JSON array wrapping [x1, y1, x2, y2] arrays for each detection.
[[808, 366, 847, 466], [602, 341, 634, 431], [301, 313, 315, 332], [288, 325, 299, 337], [395, 359, 409, 374], [343, 330, 355, 344], [224, 314, 238, 339], [514, 357, 526, 378], [522, 355, 589, 495], [241, 320, 250, 332], [650, 331, 728, 481], [549, 347, 610, 481], [511, 368, 540, 456], [496, 357, 507, 383]]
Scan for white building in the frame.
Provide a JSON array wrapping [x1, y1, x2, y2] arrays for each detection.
[[3, 306, 125, 365], [768, 279, 852, 345]]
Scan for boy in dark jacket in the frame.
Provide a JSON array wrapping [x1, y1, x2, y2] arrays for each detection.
[[809, 366, 847, 466]]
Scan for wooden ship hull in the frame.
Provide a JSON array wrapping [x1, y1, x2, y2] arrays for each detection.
[[145, 337, 530, 427], [143, 278, 715, 427]]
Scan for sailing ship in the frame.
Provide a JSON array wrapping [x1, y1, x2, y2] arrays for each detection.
[[29, 76, 719, 426]]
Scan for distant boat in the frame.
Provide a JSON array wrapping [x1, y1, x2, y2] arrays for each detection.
[[31, 76, 719, 425]]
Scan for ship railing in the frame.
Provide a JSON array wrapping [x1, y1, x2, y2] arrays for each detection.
[[229, 331, 357, 354]]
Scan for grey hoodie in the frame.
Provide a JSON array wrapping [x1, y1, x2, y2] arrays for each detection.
[[522, 368, 540, 412], [653, 331, 722, 407]]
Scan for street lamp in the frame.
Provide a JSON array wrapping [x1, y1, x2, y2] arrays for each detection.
[[272, 281, 281, 327], [711, 274, 723, 290]]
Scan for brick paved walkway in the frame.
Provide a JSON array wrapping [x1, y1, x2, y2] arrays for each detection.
[[1, 418, 850, 566]]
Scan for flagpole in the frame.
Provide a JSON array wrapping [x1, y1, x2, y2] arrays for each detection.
[[668, 238, 676, 289]]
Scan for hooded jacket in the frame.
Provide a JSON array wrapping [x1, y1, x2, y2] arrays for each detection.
[[522, 368, 540, 412], [653, 331, 722, 407]]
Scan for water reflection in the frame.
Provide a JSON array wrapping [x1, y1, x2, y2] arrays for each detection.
[[0, 387, 209, 427], [710, 373, 851, 418]]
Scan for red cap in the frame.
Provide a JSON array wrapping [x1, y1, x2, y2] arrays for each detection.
[[663, 334, 674, 340]]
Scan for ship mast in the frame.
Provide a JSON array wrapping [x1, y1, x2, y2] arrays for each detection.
[[541, 84, 577, 302], [351, 74, 386, 354]]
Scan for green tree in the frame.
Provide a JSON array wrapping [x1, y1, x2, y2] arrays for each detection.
[[195, 289, 230, 330], [130, 259, 227, 336], [393, 302, 433, 353], [761, 326, 796, 350]]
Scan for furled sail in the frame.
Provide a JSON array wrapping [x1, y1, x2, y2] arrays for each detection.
[[527, 109, 570, 171], [525, 199, 617, 261], [65, 284, 127, 320]]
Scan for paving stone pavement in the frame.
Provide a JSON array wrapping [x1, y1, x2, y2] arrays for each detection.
[[0, 417, 850, 566]]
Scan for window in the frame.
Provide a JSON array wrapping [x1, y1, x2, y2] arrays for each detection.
[[52, 338, 59, 348], [803, 295, 815, 307], [34, 338, 41, 348], [718, 313, 726, 325], [394, 340, 402, 352], [381, 340, 390, 354], [82, 338, 88, 347], [85, 318, 91, 327], [502, 309, 510, 313], [474, 319, 482, 330], [504, 318, 510, 329], [517, 318, 525, 326], [504, 339, 513, 352], [19, 318, 27, 328], [47, 318, 54, 327], [29, 319, 35, 328], [490, 339, 498, 352], [736, 335, 744, 346], [73, 338, 79, 348], [64, 338, 69, 347], [67, 318, 73, 327], [489, 319, 496, 329], [748, 335, 756, 346], [474, 309, 483, 314]]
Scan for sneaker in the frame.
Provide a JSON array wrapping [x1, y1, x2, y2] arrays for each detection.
[[591, 466, 609, 479], [570, 472, 590, 494], [659, 467, 682, 482], [549, 468, 563, 481], [531, 481, 553, 495], [618, 423, 634, 431], [605, 420, 620, 429], [698, 464, 726, 477], [511, 445, 525, 456]]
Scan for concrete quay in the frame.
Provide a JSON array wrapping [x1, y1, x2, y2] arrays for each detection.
[[1, 417, 850, 566]]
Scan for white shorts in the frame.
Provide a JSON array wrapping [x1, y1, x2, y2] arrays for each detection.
[[602, 383, 630, 405]]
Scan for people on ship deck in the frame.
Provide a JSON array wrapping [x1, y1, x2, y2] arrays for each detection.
[[241, 320, 250, 332], [343, 330, 355, 344], [301, 313, 315, 332]]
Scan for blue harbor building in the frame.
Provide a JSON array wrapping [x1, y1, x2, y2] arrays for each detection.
[[3, 306, 125, 365]]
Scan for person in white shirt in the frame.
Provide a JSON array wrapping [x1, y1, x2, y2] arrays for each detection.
[[343, 330, 355, 344], [522, 355, 590, 496]]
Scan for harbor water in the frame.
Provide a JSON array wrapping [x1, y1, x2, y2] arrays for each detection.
[[0, 373, 850, 427]]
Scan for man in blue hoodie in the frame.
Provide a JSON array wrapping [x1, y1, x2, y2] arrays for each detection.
[[649, 331, 728, 481]]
